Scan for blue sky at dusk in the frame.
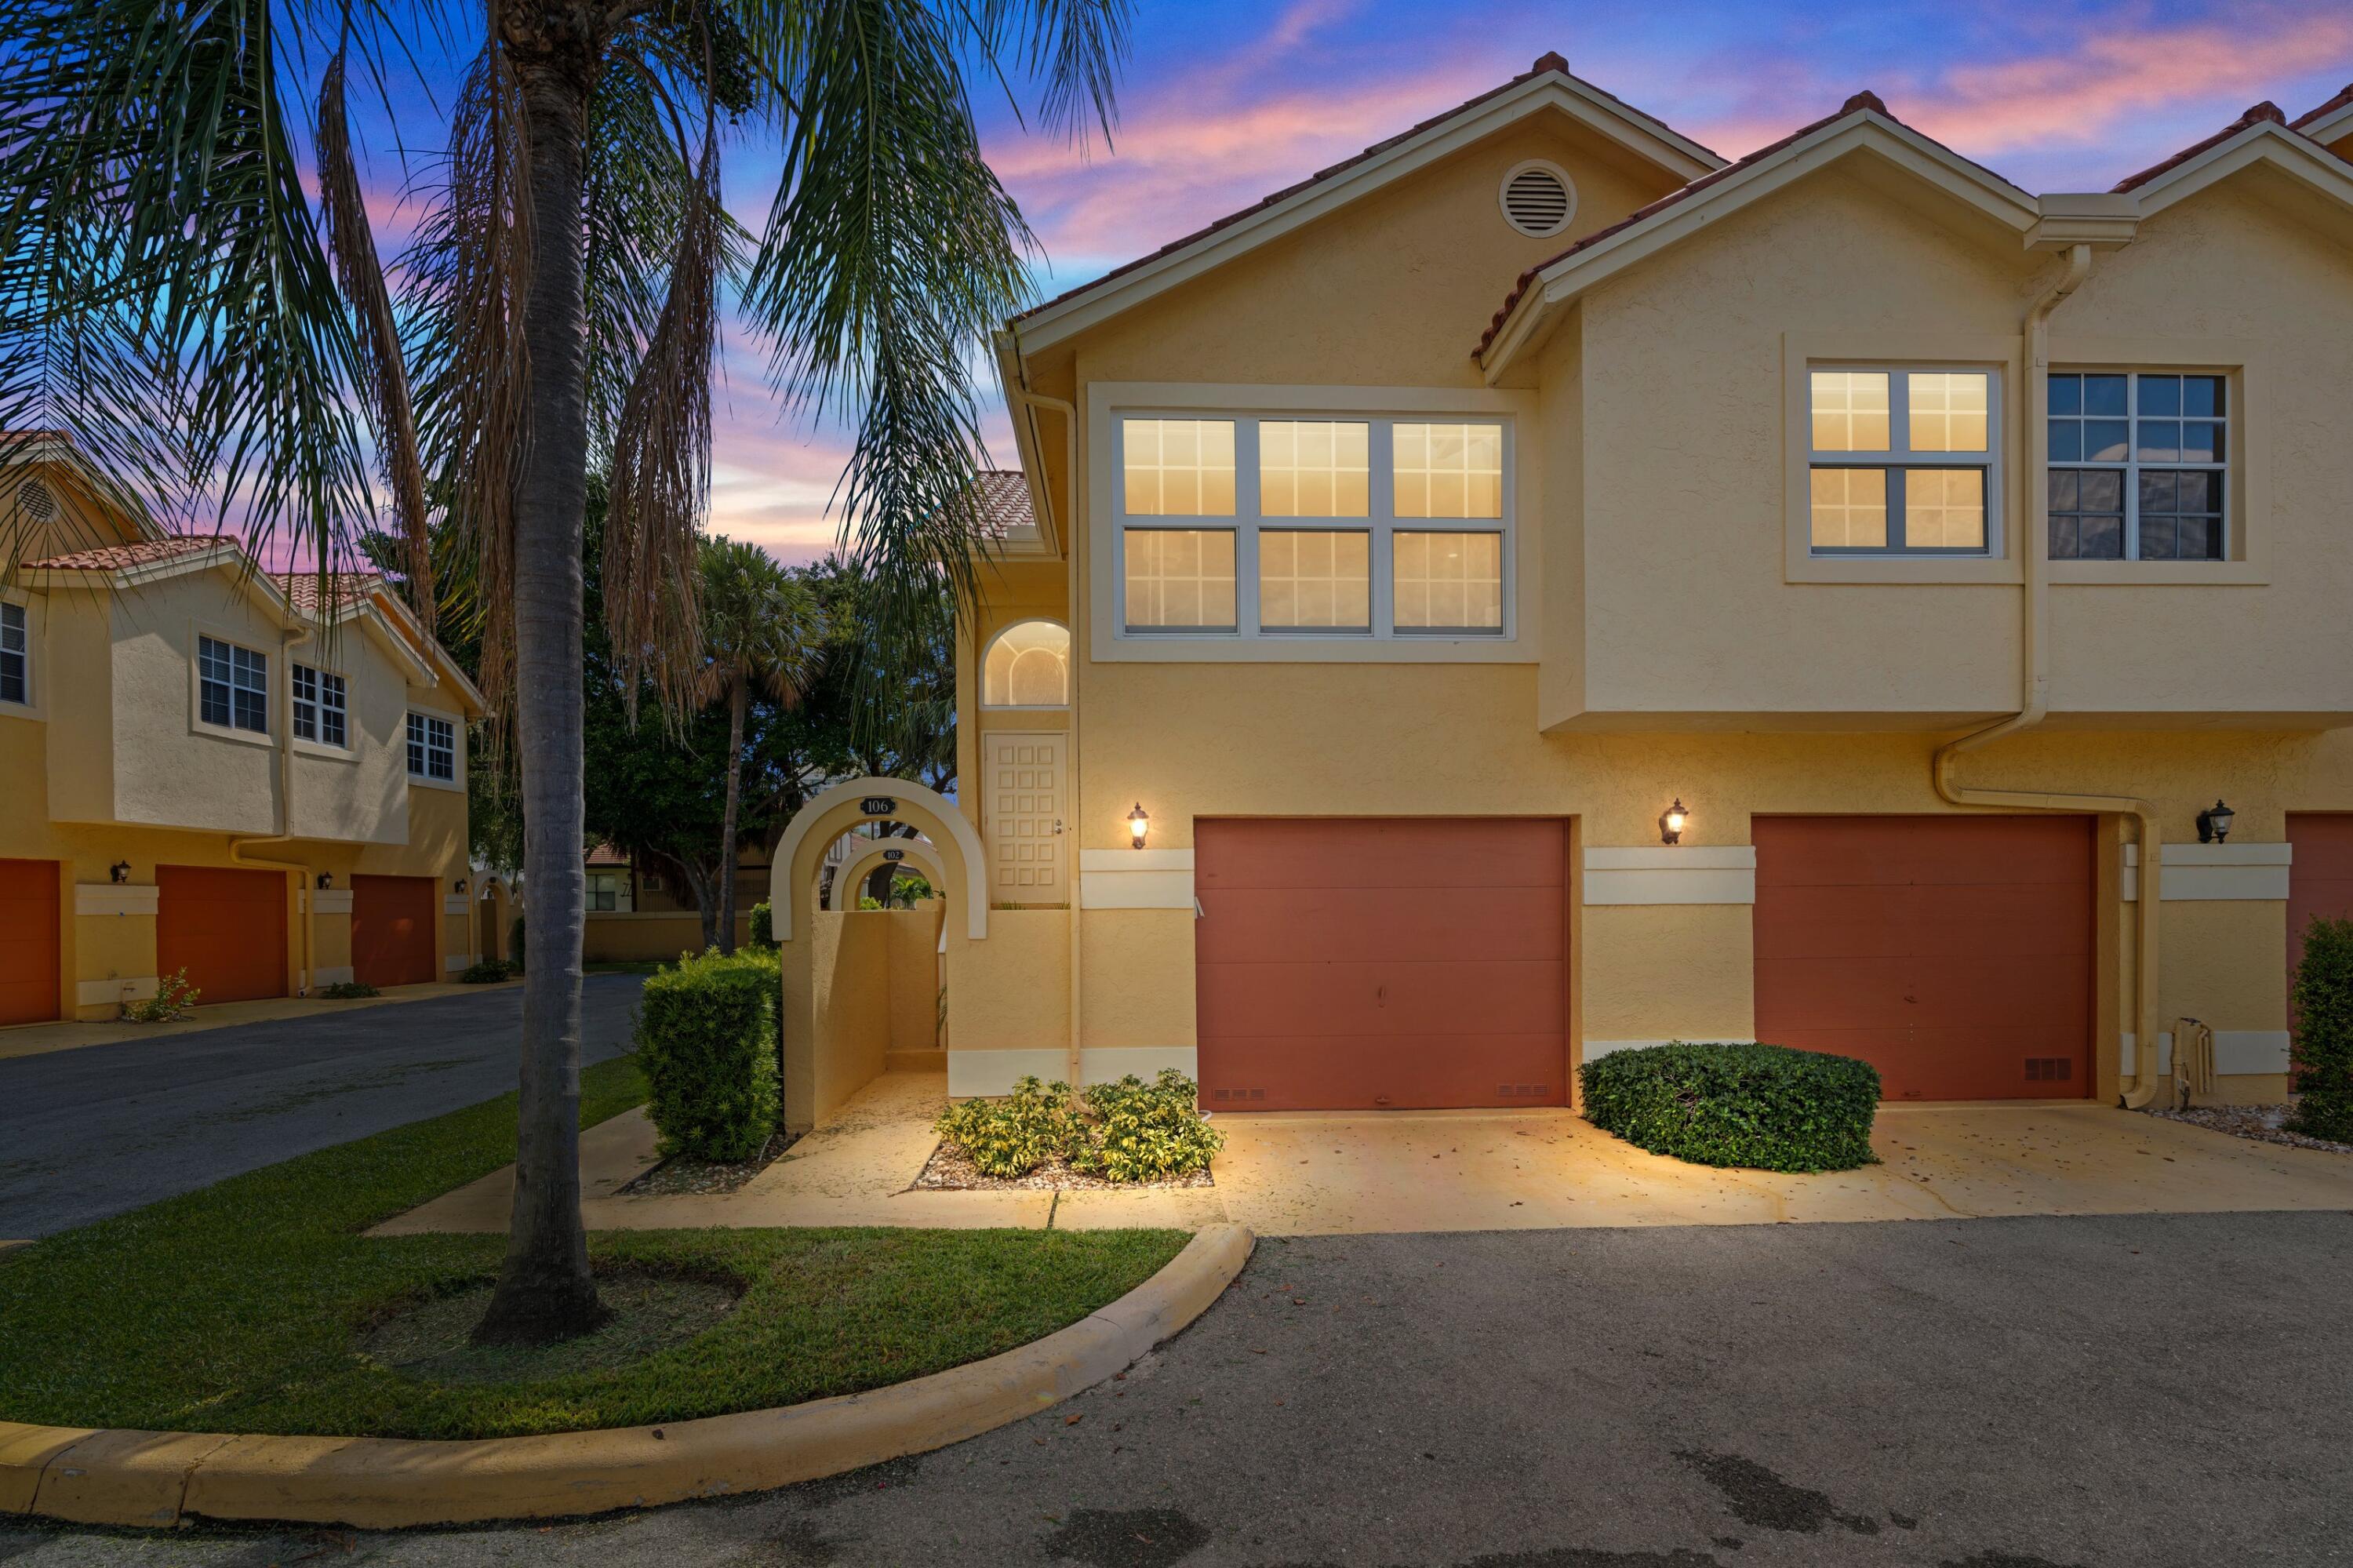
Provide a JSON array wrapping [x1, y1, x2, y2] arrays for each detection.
[[349, 0, 2353, 565]]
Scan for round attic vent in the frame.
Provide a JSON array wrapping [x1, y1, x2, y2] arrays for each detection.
[[15, 477, 56, 521], [1499, 160, 1577, 238]]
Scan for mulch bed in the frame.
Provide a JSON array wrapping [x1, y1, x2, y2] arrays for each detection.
[[621, 1131, 802, 1197], [911, 1140, 1214, 1191], [2148, 1102, 2353, 1155]]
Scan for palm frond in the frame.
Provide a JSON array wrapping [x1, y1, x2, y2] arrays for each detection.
[[962, 0, 1133, 144]]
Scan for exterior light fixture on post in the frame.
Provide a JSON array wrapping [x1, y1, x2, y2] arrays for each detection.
[[1659, 799, 1689, 846], [453, 876, 469, 893], [1126, 803, 1150, 849], [315, 871, 333, 890], [2196, 799, 2235, 844], [108, 860, 130, 884]]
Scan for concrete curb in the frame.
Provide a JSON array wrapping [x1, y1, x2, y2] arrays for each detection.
[[1, 1224, 1253, 1530]]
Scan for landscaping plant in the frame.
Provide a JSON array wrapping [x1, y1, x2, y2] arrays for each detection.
[[749, 901, 775, 949], [1580, 1041, 1881, 1173], [320, 980, 382, 999], [121, 969, 199, 1023], [935, 1076, 1083, 1178], [635, 949, 779, 1162], [2289, 915, 2353, 1142], [458, 959, 514, 984], [934, 1071, 1223, 1182]]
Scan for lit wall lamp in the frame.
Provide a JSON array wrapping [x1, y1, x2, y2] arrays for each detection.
[[1659, 798, 1689, 846], [453, 876, 470, 893], [108, 860, 130, 884], [1126, 803, 1150, 849], [315, 871, 333, 890], [2196, 799, 2235, 844]]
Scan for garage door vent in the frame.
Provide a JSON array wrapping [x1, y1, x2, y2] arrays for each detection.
[[1210, 1087, 1267, 1103], [2024, 1057, 2073, 1083], [1497, 1083, 1551, 1098]]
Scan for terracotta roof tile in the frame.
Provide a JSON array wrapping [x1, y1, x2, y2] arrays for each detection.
[[271, 569, 380, 613], [2290, 83, 2353, 131], [20, 533, 230, 571], [1009, 55, 1719, 329], [2111, 101, 2285, 193], [973, 469, 1032, 539]]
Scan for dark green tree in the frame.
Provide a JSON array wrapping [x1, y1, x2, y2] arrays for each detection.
[[2289, 916, 2353, 1141]]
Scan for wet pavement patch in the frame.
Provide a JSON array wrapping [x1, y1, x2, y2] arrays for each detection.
[[1674, 1449, 1881, 1535], [1042, 1508, 1211, 1568]]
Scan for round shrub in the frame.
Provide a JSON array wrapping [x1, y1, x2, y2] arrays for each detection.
[[1579, 1041, 1880, 1173]]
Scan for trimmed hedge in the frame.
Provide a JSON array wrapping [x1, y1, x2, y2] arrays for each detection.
[[1579, 1041, 1880, 1173], [2289, 915, 2353, 1141], [635, 948, 779, 1160], [749, 900, 775, 948]]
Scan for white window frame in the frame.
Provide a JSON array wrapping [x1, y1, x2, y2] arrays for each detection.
[[0, 598, 27, 710], [291, 661, 350, 750], [406, 708, 461, 790], [1108, 407, 1515, 646], [196, 632, 271, 737], [2046, 368, 2231, 565], [1804, 362, 2002, 558]]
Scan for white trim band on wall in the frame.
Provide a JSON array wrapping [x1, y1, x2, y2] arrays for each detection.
[[445, 953, 475, 972], [947, 1046, 1200, 1097], [2121, 1030, 2289, 1076], [75, 884, 158, 917], [1583, 847, 1756, 907], [2122, 842, 2290, 902], [75, 976, 158, 1007], [312, 966, 355, 987], [443, 895, 471, 915], [308, 890, 355, 915], [1078, 848, 1196, 910]]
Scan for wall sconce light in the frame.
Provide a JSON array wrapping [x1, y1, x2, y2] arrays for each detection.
[[453, 876, 470, 893], [108, 860, 130, 884], [1126, 803, 1150, 849], [2196, 799, 2235, 844], [1659, 799, 1689, 846], [315, 871, 333, 890]]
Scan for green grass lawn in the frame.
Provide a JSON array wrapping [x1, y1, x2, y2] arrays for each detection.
[[0, 1055, 1187, 1441]]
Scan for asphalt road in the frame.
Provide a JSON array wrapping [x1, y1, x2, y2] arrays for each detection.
[[5, 1208, 2349, 1566], [0, 975, 643, 1239]]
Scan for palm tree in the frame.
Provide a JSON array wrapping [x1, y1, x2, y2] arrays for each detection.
[[697, 537, 822, 953], [0, 0, 1127, 1343]]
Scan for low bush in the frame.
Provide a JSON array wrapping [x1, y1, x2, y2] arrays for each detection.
[[635, 948, 779, 1161], [1579, 1041, 1880, 1173], [934, 1070, 1224, 1182], [748, 900, 774, 948], [318, 980, 380, 999], [2289, 915, 2353, 1141], [457, 959, 513, 984], [122, 969, 200, 1022]]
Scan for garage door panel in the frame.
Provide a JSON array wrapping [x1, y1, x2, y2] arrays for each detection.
[[0, 859, 60, 1026], [158, 865, 287, 1004], [1754, 887, 1915, 959], [1198, 1034, 1565, 1111], [2289, 815, 2353, 1022], [1197, 959, 1563, 1039], [1756, 957, 1917, 1029], [1195, 886, 1562, 966], [352, 875, 437, 989], [1906, 956, 2093, 1024], [1195, 818, 1563, 892]]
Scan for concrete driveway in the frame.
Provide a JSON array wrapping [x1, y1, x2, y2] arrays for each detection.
[[5, 1209, 2349, 1566], [0, 974, 643, 1239]]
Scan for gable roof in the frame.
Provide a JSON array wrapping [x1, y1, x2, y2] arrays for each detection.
[[22, 534, 231, 572], [2104, 100, 2353, 221], [2293, 82, 2353, 147], [1004, 53, 1724, 355], [1475, 93, 2039, 378], [2113, 100, 2287, 191]]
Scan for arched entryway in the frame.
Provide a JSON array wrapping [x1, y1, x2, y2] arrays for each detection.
[[823, 837, 947, 912]]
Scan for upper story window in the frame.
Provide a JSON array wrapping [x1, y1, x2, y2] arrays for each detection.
[[198, 635, 269, 733], [292, 664, 347, 747], [587, 868, 631, 912], [1115, 414, 1510, 639], [1806, 368, 1998, 555], [406, 711, 456, 782], [981, 620, 1071, 707], [2048, 372, 2226, 562], [0, 602, 25, 705]]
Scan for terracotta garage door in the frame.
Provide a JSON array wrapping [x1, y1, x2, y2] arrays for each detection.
[[157, 865, 287, 1004], [2289, 814, 2353, 1020], [352, 875, 438, 989], [1753, 816, 2093, 1100], [0, 858, 60, 1026], [1195, 818, 1568, 1111]]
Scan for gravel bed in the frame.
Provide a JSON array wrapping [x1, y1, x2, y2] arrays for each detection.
[[2148, 1101, 2353, 1155], [620, 1130, 801, 1196], [911, 1140, 1214, 1191]]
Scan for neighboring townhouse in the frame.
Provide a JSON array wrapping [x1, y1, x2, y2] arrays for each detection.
[[911, 56, 2353, 1115], [0, 436, 487, 1023]]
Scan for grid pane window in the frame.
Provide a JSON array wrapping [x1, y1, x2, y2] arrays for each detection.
[[407, 711, 456, 781], [1122, 529, 1237, 631], [198, 635, 268, 733], [293, 664, 347, 746], [1393, 424, 1503, 518], [2047, 371, 2228, 562], [1259, 530, 1370, 631], [1807, 366, 1998, 555], [1259, 421, 1369, 518], [0, 602, 24, 705], [1121, 419, 1236, 516], [1393, 531, 1503, 631]]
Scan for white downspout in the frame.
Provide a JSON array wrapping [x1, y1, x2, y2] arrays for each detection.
[[1929, 242, 2165, 1108]]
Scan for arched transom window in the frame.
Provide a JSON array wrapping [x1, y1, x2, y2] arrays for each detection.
[[982, 620, 1069, 707]]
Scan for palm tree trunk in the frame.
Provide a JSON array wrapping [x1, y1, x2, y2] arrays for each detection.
[[716, 677, 745, 955], [474, 38, 604, 1346]]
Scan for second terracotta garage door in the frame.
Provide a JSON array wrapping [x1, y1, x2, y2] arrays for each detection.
[[1195, 818, 1568, 1111], [1754, 816, 2094, 1100], [157, 865, 287, 1004], [352, 875, 438, 988]]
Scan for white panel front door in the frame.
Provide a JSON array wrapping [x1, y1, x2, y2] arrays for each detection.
[[983, 731, 1067, 904]]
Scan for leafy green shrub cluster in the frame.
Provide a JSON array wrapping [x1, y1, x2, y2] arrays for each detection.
[[2289, 915, 2353, 1141], [457, 959, 514, 984], [635, 948, 779, 1160], [749, 900, 774, 948], [934, 1070, 1224, 1182], [1579, 1041, 1881, 1173], [122, 968, 199, 1022], [318, 980, 380, 999]]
